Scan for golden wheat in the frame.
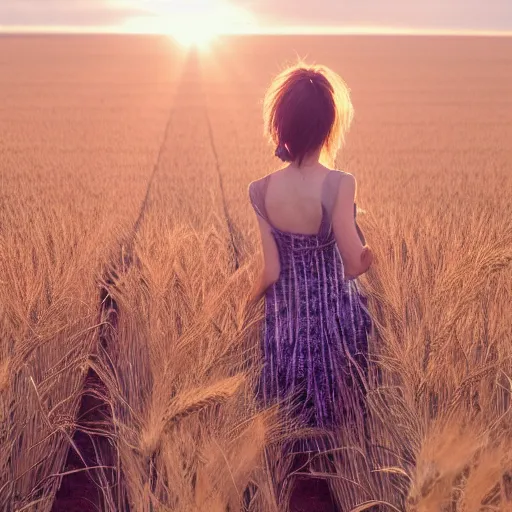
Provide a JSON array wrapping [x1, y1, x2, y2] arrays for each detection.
[[1, 34, 511, 511]]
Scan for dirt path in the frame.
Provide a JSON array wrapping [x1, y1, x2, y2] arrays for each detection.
[[52, 47, 246, 512], [52, 370, 110, 512], [290, 478, 337, 512]]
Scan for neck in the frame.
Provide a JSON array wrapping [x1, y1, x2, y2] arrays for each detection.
[[292, 151, 322, 169]]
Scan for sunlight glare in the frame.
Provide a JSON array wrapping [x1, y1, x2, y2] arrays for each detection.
[[169, 23, 217, 49], [140, 0, 256, 48]]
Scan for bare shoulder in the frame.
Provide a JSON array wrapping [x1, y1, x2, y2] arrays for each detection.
[[332, 170, 356, 189], [248, 175, 266, 192], [249, 170, 283, 190], [331, 169, 354, 180], [330, 171, 356, 208]]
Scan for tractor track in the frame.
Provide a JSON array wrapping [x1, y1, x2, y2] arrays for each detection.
[[53, 49, 241, 511], [52, 99, 175, 512], [131, 107, 175, 243], [204, 106, 241, 271]]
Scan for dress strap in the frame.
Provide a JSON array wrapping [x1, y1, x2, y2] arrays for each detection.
[[248, 175, 271, 222]]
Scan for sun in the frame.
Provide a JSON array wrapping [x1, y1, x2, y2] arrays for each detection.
[[135, 0, 256, 48], [167, 18, 219, 49]]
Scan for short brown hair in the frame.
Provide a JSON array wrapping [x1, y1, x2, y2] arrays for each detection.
[[263, 62, 354, 167]]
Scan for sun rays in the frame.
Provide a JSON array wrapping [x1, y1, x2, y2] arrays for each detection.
[[126, 0, 257, 48]]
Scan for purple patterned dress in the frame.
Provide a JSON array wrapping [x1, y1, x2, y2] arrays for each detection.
[[249, 170, 371, 429]]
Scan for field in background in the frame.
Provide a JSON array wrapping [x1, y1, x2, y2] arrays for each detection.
[[1, 35, 511, 511]]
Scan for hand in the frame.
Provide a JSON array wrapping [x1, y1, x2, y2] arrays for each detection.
[[361, 246, 373, 273], [345, 246, 373, 280]]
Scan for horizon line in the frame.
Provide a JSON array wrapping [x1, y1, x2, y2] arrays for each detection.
[[1, 25, 512, 37]]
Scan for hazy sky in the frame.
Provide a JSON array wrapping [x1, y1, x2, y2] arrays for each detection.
[[1, 0, 511, 34]]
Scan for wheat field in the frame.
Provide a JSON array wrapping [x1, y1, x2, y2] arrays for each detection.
[[1, 34, 511, 512]]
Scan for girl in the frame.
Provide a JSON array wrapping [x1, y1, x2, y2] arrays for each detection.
[[249, 62, 373, 434]]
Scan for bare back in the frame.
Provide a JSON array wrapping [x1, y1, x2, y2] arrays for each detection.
[[264, 165, 336, 235], [250, 166, 368, 278]]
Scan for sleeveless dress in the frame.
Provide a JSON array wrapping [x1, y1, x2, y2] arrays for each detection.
[[249, 170, 372, 430]]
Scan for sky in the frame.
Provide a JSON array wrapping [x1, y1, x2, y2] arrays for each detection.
[[1, 0, 511, 35]]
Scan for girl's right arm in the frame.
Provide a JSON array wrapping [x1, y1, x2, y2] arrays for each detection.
[[332, 174, 373, 279], [248, 214, 281, 305]]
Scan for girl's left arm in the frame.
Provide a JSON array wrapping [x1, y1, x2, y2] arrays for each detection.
[[249, 216, 280, 304]]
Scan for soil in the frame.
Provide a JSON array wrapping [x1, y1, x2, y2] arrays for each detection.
[[289, 477, 337, 512], [51, 369, 112, 512]]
